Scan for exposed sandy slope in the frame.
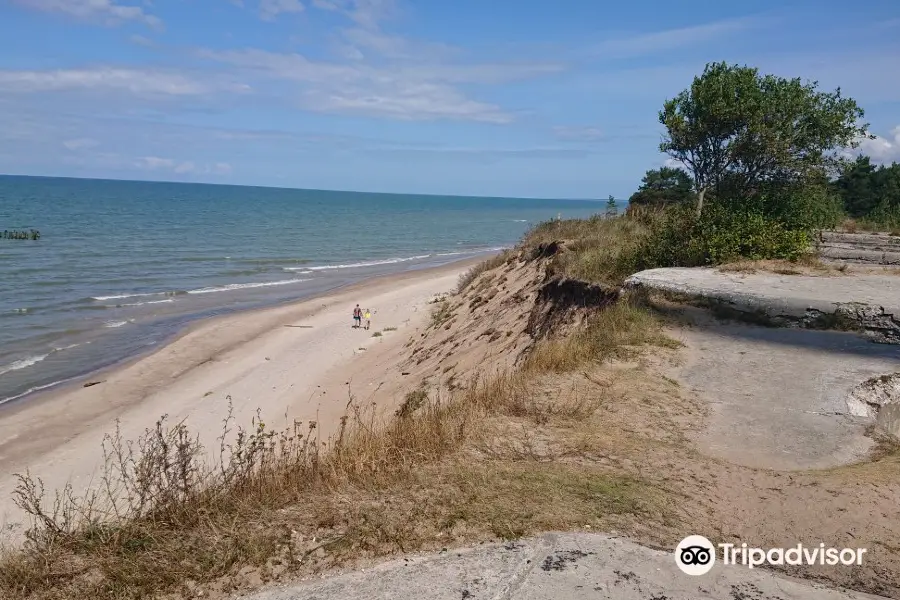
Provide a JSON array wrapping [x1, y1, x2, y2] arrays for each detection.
[[0, 259, 479, 544]]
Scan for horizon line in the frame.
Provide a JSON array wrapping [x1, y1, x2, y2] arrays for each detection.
[[0, 173, 617, 203]]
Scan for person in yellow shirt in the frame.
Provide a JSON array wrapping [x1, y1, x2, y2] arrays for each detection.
[[364, 309, 371, 330]]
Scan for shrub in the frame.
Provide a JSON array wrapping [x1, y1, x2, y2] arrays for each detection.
[[862, 202, 900, 231], [632, 203, 812, 269]]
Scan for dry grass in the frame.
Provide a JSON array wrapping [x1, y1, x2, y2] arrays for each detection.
[[521, 209, 664, 286], [716, 256, 844, 277], [456, 250, 514, 293], [840, 217, 900, 236], [840, 218, 860, 234], [428, 298, 453, 329], [524, 298, 680, 374]]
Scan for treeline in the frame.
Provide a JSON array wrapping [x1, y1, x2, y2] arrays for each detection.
[[832, 157, 900, 226], [2, 229, 41, 240], [628, 158, 900, 230]]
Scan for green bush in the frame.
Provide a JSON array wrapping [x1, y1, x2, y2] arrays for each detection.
[[862, 202, 900, 231], [632, 203, 812, 269]]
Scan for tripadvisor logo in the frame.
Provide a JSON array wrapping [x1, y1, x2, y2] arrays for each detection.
[[675, 535, 716, 576], [674, 535, 868, 576]]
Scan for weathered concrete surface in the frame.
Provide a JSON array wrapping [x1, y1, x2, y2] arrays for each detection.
[[625, 268, 900, 344], [235, 532, 883, 600], [819, 232, 900, 266], [667, 320, 900, 470], [847, 374, 900, 438]]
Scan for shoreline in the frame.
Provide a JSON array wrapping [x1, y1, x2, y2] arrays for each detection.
[[0, 256, 484, 543], [0, 254, 490, 411]]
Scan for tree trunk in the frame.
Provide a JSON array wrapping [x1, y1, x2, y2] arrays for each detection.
[[695, 187, 707, 218]]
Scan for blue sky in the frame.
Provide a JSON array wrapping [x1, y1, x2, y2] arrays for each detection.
[[1, 0, 899, 199]]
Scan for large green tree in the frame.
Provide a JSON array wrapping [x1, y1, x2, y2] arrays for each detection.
[[659, 62, 869, 216], [628, 166, 695, 208]]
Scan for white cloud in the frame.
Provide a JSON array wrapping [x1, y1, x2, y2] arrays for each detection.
[[0, 67, 251, 97], [199, 48, 561, 122], [305, 83, 512, 123], [854, 126, 900, 164], [135, 156, 233, 175], [4, 0, 563, 126], [62, 138, 99, 150], [129, 34, 154, 47], [553, 126, 604, 142], [312, 0, 397, 29], [592, 16, 765, 59], [337, 27, 458, 61], [259, 0, 304, 20], [11, 0, 162, 28]]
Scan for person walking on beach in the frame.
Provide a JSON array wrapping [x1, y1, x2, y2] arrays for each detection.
[[364, 309, 371, 331], [353, 304, 362, 328]]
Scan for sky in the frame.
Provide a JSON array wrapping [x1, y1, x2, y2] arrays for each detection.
[[0, 0, 899, 199]]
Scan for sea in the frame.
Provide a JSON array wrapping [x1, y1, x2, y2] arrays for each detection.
[[0, 175, 604, 405]]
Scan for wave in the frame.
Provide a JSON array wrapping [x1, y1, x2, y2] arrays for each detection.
[[53, 342, 88, 352], [0, 340, 87, 379], [308, 255, 433, 271], [109, 299, 175, 308], [437, 246, 507, 257], [0, 354, 49, 377], [236, 258, 312, 266], [104, 320, 135, 328], [0, 376, 80, 407], [90, 247, 505, 303], [187, 278, 311, 295], [172, 256, 312, 266], [92, 290, 184, 302]]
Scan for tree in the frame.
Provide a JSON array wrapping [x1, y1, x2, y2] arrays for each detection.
[[832, 158, 900, 219], [659, 62, 869, 216], [628, 166, 695, 208], [833, 155, 878, 217], [605, 195, 618, 217]]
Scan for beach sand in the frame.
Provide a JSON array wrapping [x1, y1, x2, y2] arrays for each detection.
[[0, 258, 480, 544]]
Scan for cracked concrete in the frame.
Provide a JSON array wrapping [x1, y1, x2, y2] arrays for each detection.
[[234, 532, 884, 600], [624, 268, 900, 344]]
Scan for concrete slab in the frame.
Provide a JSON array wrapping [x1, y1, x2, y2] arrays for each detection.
[[624, 268, 900, 343], [235, 532, 884, 600], [668, 322, 899, 470]]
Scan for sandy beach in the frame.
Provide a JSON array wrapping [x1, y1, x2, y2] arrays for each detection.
[[0, 258, 481, 543]]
